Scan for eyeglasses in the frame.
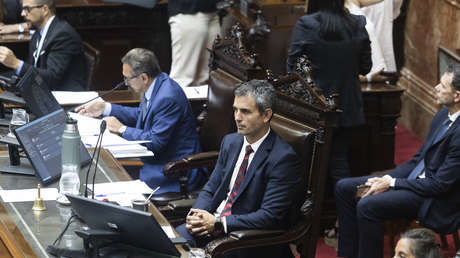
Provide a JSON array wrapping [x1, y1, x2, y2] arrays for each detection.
[[123, 74, 140, 85], [22, 4, 44, 13]]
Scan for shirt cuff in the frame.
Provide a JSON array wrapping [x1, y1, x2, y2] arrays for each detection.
[[102, 103, 112, 116], [222, 216, 227, 233], [382, 175, 395, 187], [15, 60, 24, 75]]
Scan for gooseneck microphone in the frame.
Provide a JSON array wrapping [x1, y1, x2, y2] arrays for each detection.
[[91, 120, 107, 199], [84, 120, 106, 198], [73, 81, 125, 112]]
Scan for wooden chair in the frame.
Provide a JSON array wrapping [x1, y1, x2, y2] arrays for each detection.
[[83, 41, 101, 90]]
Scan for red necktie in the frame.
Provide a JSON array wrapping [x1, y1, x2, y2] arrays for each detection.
[[221, 145, 254, 217]]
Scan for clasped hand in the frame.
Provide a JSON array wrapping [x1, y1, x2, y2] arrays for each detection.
[[361, 176, 391, 198], [185, 209, 216, 237]]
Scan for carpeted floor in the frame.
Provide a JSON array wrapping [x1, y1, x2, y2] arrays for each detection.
[[314, 124, 459, 258]]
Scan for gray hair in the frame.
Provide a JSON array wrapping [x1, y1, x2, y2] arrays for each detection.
[[32, 0, 55, 13], [234, 79, 276, 114], [447, 63, 460, 91], [121, 48, 161, 78], [400, 228, 441, 258]]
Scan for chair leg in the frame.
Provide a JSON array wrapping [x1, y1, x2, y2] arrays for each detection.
[[453, 231, 460, 251], [440, 234, 449, 249]]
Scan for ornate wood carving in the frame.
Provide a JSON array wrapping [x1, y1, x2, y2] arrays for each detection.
[[210, 23, 265, 80]]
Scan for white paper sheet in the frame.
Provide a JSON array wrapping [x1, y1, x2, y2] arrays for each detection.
[[0, 188, 58, 202], [182, 85, 208, 99], [52, 91, 101, 105], [161, 226, 176, 238], [90, 180, 155, 206]]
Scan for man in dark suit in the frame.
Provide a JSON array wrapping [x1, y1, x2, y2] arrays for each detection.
[[76, 48, 203, 194], [335, 64, 460, 258], [176, 80, 300, 257], [0, 0, 86, 91]]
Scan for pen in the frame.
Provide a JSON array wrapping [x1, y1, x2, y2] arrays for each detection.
[[145, 186, 160, 201], [95, 192, 126, 198], [194, 88, 199, 94]]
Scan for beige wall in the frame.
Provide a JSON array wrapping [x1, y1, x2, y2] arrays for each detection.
[[398, 0, 460, 139]]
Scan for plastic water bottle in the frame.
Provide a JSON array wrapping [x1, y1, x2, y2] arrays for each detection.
[[57, 117, 81, 205]]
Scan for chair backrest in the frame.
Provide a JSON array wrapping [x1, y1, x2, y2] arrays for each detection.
[[199, 69, 239, 152], [83, 41, 101, 90]]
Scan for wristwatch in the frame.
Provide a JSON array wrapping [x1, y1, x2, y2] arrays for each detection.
[[118, 125, 127, 135], [214, 216, 223, 233], [18, 24, 24, 33]]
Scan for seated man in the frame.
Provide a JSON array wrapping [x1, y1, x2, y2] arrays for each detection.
[[76, 48, 203, 194], [335, 64, 460, 258], [0, 0, 87, 91], [176, 80, 300, 258]]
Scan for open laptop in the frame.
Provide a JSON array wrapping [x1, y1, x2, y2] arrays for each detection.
[[67, 194, 182, 257]]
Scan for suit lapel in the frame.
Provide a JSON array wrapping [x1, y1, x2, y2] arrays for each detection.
[[35, 17, 58, 66], [233, 130, 275, 202], [137, 73, 166, 129], [429, 114, 459, 149]]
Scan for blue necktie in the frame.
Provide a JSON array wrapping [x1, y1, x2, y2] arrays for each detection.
[[141, 95, 148, 122], [408, 119, 451, 179]]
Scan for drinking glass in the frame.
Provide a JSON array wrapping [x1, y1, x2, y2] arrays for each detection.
[[8, 108, 29, 137]]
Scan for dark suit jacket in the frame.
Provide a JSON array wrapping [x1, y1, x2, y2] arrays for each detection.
[[388, 107, 460, 233], [110, 72, 202, 194], [21, 17, 87, 91], [286, 13, 372, 127], [194, 130, 300, 232]]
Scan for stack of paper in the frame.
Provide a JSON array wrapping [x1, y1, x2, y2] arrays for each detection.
[[52, 91, 102, 105], [68, 112, 154, 158], [91, 180, 154, 206], [182, 85, 208, 100]]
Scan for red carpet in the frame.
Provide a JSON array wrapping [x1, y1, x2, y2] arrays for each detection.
[[314, 124, 458, 258]]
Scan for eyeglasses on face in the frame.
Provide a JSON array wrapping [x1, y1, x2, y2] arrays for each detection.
[[123, 74, 141, 84], [22, 4, 44, 13]]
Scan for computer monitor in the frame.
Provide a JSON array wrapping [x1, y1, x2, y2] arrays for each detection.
[[16, 66, 61, 118], [67, 194, 181, 257], [13, 109, 91, 184]]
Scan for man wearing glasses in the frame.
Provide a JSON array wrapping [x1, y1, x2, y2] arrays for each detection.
[[76, 48, 203, 194], [0, 0, 87, 91]]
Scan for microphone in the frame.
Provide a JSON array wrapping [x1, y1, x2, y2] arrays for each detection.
[[84, 120, 107, 198], [0, 74, 19, 91], [91, 120, 107, 199], [73, 81, 125, 112]]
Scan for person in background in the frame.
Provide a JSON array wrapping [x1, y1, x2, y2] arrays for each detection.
[[394, 228, 441, 258], [0, 0, 87, 91], [0, 0, 31, 34], [167, 0, 220, 88], [76, 48, 203, 194]]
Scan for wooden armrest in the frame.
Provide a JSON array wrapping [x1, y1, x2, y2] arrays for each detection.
[[163, 151, 219, 178], [230, 230, 286, 240]]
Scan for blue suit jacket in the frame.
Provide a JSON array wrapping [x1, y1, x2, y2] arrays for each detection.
[[110, 73, 202, 193], [193, 130, 300, 232], [389, 107, 460, 233]]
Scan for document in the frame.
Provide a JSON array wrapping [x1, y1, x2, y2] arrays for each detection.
[[52, 91, 102, 105], [0, 188, 58, 202], [161, 226, 176, 238], [91, 180, 154, 206], [183, 85, 208, 100]]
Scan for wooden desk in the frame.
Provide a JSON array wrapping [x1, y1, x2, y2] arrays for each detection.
[[0, 149, 188, 257], [0, 33, 31, 44]]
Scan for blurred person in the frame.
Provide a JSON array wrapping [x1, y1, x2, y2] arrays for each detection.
[[394, 228, 441, 258]]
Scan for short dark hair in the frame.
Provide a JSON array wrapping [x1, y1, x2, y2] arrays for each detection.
[[33, 0, 55, 14], [446, 63, 460, 91], [234, 80, 276, 115], [400, 228, 441, 258], [121, 48, 161, 78]]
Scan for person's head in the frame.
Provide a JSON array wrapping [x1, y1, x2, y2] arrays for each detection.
[[21, 0, 55, 29], [393, 228, 441, 258], [434, 64, 460, 113], [233, 80, 275, 143], [121, 48, 161, 93]]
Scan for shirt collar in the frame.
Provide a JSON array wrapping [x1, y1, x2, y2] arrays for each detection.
[[448, 109, 460, 124], [243, 128, 271, 154], [40, 15, 55, 36], [144, 78, 156, 101]]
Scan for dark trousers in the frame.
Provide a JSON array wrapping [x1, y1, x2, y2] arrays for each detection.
[[335, 176, 424, 258]]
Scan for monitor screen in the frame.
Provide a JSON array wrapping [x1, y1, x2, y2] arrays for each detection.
[[67, 194, 180, 257], [16, 66, 61, 118], [13, 109, 91, 184]]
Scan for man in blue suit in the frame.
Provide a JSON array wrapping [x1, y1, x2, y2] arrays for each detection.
[[176, 80, 300, 258], [335, 64, 460, 258], [76, 48, 202, 194]]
